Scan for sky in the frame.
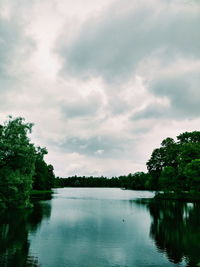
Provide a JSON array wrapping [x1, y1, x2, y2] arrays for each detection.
[[0, 0, 200, 177]]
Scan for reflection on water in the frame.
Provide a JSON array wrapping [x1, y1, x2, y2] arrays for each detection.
[[0, 200, 52, 266], [0, 188, 200, 266], [146, 200, 200, 267]]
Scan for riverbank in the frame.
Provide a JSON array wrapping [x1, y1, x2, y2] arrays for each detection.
[[30, 190, 53, 200], [154, 191, 200, 202]]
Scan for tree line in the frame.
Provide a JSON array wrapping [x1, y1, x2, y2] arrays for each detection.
[[0, 116, 55, 209], [55, 172, 152, 190]]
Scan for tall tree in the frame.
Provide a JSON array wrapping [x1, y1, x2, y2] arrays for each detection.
[[147, 131, 200, 191], [33, 147, 55, 190], [0, 117, 36, 208]]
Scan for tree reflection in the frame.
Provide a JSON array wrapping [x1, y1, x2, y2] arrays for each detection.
[[146, 199, 200, 266], [0, 200, 52, 266]]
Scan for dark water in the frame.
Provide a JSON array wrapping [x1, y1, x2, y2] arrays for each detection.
[[0, 188, 200, 267]]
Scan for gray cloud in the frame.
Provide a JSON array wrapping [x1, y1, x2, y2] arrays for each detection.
[[58, 135, 134, 159], [132, 70, 200, 120], [133, 103, 168, 120], [61, 91, 103, 118], [0, 1, 35, 97], [152, 72, 200, 117], [58, 0, 200, 82], [0, 18, 21, 81]]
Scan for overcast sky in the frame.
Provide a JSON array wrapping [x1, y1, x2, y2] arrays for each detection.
[[0, 0, 200, 177]]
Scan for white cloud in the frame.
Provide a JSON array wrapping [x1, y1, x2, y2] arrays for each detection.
[[95, 149, 104, 155]]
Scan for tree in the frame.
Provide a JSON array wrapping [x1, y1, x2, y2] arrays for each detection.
[[147, 148, 164, 188], [33, 159, 55, 190], [147, 138, 179, 189], [159, 166, 177, 191], [177, 131, 200, 144], [0, 116, 36, 208], [184, 159, 200, 191], [147, 131, 200, 191]]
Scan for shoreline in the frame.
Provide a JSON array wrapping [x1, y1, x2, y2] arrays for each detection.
[[154, 192, 200, 202]]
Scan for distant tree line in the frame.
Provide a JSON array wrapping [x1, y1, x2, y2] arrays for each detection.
[[0, 116, 55, 209], [56, 131, 200, 194], [55, 172, 152, 189]]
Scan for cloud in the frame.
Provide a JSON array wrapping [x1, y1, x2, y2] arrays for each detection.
[[46, 149, 144, 177], [95, 149, 104, 155], [0, 0, 35, 109], [58, 135, 132, 159], [1, 0, 200, 177], [58, 0, 200, 82], [133, 102, 169, 120], [133, 62, 200, 120], [61, 91, 103, 118], [152, 71, 200, 117]]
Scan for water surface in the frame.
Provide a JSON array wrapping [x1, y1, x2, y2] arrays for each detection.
[[0, 188, 200, 266]]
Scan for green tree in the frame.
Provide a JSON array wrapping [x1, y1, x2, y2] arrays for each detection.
[[159, 166, 177, 191], [147, 132, 200, 191], [177, 131, 200, 144], [33, 147, 55, 190], [146, 148, 164, 188], [147, 138, 179, 189], [0, 117, 36, 208], [184, 159, 200, 191]]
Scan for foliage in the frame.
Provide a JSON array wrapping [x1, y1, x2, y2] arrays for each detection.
[[33, 147, 55, 190], [0, 117, 36, 208], [0, 116, 55, 209], [147, 131, 200, 192], [55, 172, 152, 190], [184, 159, 200, 191], [159, 166, 177, 191]]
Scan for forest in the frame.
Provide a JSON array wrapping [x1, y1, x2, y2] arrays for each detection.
[[1, 116, 200, 209]]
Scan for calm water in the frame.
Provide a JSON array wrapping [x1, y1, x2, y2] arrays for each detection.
[[0, 188, 200, 267]]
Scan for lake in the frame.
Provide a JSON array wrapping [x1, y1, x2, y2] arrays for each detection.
[[0, 188, 200, 267]]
